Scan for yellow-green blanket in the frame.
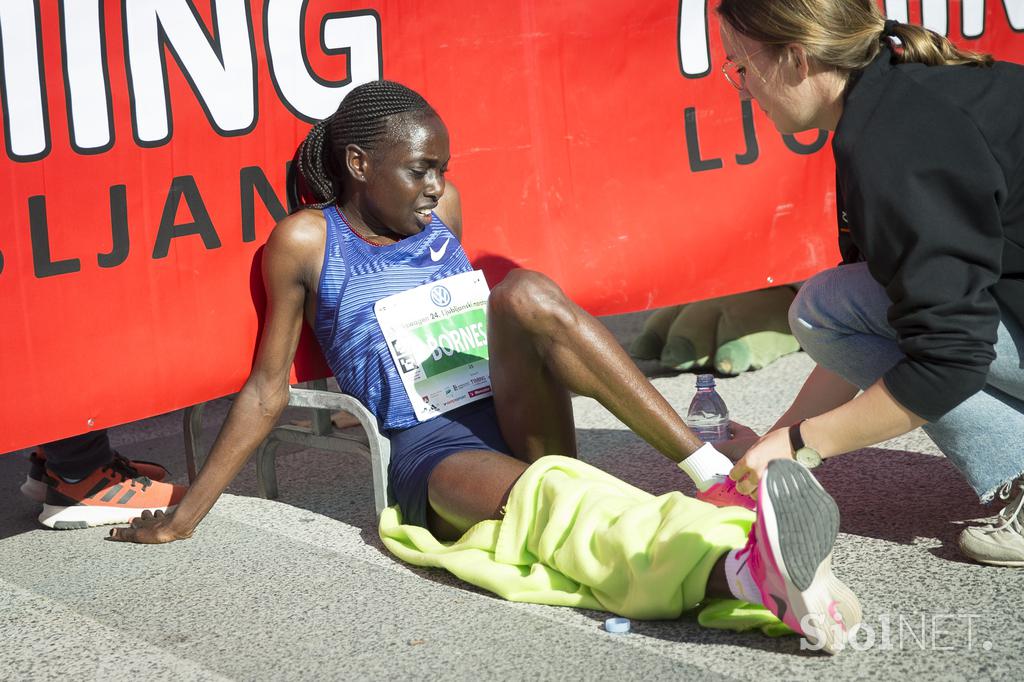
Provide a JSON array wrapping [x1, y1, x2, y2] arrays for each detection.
[[379, 455, 790, 636]]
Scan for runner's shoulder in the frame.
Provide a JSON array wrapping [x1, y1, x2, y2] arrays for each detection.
[[267, 208, 326, 262]]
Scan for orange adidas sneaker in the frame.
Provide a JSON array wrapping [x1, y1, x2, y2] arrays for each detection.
[[21, 451, 169, 503], [38, 457, 186, 530]]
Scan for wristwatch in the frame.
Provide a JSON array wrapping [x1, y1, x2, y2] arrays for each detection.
[[788, 420, 823, 469]]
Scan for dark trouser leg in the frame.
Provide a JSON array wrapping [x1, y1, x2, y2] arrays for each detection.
[[39, 430, 114, 480], [790, 263, 1024, 501]]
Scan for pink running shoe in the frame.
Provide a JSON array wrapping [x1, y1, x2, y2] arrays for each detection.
[[697, 475, 756, 511], [736, 459, 862, 654]]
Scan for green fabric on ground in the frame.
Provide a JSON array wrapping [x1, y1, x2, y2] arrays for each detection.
[[379, 455, 792, 636], [628, 286, 800, 373], [697, 599, 794, 636], [714, 331, 801, 375]]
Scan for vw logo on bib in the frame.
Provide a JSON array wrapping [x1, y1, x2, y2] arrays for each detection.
[[430, 285, 452, 307]]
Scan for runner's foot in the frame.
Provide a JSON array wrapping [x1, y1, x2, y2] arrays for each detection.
[[697, 475, 757, 511], [290, 410, 361, 430], [738, 459, 862, 653]]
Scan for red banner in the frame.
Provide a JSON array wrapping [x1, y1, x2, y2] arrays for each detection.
[[1, 1, 1022, 450]]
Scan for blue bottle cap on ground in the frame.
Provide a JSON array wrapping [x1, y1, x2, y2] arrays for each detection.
[[604, 617, 631, 634], [695, 373, 716, 389]]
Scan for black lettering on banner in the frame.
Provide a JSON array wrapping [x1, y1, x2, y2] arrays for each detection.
[[98, 184, 129, 268], [783, 129, 829, 155], [683, 107, 723, 172], [240, 165, 287, 243], [0, 0, 51, 162], [152, 175, 222, 259], [0, 249, 4, 275], [284, 159, 298, 212], [735, 98, 759, 165], [29, 195, 82, 277]]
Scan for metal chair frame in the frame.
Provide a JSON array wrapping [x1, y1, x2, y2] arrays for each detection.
[[182, 378, 393, 515]]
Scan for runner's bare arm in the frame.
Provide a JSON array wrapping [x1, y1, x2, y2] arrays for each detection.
[[109, 211, 325, 543]]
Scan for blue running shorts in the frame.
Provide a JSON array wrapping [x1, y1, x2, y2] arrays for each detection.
[[386, 398, 511, 528]]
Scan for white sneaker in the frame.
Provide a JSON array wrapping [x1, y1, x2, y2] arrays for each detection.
[[959, 477, 1024, 567]]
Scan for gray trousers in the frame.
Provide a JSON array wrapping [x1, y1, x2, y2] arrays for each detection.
[[789, 262, 1024, 502]]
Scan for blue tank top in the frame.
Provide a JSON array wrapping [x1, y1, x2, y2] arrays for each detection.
[[313, 206, 474, 432]]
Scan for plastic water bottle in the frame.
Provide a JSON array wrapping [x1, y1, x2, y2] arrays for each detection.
[[685, 374, 730, 443]]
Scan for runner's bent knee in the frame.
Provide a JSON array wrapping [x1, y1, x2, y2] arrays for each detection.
[[489, 269, 576, 334]]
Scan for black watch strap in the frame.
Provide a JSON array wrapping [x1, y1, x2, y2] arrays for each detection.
[[788, 420, 807, 454]]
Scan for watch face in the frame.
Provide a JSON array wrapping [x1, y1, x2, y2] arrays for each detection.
[[795, 447, 823, 469]]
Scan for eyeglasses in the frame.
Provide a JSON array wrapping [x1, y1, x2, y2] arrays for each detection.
[[721, 48, 768, 91]]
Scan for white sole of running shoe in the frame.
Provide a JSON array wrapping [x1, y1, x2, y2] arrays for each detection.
[[759, 460, 862, 654], [38, 503, 178, 530], [20, 476, 46, 504]]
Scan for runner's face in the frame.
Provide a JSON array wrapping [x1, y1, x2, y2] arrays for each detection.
[[365, 113, 450, 237]]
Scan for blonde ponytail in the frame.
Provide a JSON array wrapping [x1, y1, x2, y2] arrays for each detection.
[[886, 20, 992, 67]]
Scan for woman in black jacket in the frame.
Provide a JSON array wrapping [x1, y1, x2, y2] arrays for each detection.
[[716, 0, 1024, 566]]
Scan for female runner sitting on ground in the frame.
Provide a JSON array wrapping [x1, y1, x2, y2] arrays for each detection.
[[108, 80, 860, 652]]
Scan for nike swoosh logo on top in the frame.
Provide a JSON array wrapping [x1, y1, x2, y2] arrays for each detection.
[[429, 238, 450, 262]]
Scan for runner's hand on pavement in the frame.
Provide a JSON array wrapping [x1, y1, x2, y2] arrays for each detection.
[[107, 509, 190, 544]]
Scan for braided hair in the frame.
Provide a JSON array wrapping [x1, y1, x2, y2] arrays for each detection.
[[287, 80, 437, 211]]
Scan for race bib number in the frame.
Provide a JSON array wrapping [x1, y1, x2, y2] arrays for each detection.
[[374, 270, 492, 421]]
